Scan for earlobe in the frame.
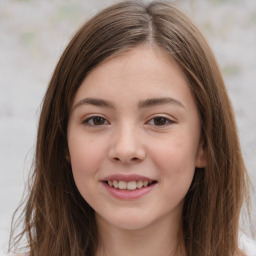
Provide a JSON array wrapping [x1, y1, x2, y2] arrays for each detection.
[[195, 143, 207, 168], [65, 149, 71, 163], [66, 154, 71, 162]]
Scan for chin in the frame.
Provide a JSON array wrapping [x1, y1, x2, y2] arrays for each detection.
[[96, 211, 156, 231], [112, 220, 153, 231]]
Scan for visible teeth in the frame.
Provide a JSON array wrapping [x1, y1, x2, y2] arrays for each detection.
[[143, 181, 148, 187], [127, 181, 137, 190], [136, 180, 143, 188], [113, 180, 118, 188], [118, 181, 127, 190], [107, 180, 153, 190]]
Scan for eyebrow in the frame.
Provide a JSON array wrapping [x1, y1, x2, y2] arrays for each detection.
[[138, 97, 185, 109], [73, 97, 185, 110], [74, 98, 115, 109]]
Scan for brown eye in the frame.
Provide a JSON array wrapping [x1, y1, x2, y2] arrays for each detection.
[[92, 117, 106, 125], [148, 116, 174, 126], [83, 116, 109, 126], [154, 117, 168, 126]]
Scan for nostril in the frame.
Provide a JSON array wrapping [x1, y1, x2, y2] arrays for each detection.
[[112, 156, 139, 163]]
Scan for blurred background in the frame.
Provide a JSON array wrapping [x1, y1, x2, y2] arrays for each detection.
[[0, 0, 255, 254]]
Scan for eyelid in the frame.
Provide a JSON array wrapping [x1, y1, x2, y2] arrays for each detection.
[[146, 114, 176, 126], [82, 115, 110, 126]]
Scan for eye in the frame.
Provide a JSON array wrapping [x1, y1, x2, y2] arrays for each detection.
[[147, 116, 174, 126], [82, 116, 109, 126]]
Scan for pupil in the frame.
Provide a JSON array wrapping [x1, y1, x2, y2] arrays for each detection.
[[154, 117, 166, 125], [94, 117, 104, 125]]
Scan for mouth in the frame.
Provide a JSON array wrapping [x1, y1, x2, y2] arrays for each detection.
[[103, 180, 157, 191], [102, 175, 157, 199]]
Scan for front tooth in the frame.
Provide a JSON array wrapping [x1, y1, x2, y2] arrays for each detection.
[[143, 181, 148, 187], [127, 181, 137, 190], [113, 180, 118, 188], [108, 180, 113, 187], [137, 180, 143, 189], [118, 181, 127, 190]]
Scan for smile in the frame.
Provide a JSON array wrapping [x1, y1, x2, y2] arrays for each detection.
[[102, 175, 157, 200], [106, 180, 155, 190]]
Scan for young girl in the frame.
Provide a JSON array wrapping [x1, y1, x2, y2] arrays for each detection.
[[9, 1, 255, 255]]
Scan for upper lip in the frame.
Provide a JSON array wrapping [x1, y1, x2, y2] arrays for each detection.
[[102, 174, 155, 182]]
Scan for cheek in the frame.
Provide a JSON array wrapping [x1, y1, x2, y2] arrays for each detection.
[[68, 132, 107, 183], [149, 135, 197, 193], [68, 134, 109, 206], [150, 133, 199, 169]]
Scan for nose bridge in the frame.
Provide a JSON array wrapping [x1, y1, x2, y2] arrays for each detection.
[[109, 120, 145, 163]]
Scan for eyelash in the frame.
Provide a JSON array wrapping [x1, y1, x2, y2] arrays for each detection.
[[82, 116, 109, 126], [147, 116, 174, 126], [82, 115, 175, 127]]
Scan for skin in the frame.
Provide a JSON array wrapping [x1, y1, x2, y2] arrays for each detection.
[[67, 45, 206, 256]]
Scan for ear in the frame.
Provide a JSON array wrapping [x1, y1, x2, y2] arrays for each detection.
[[195, 141, 207, 168], [65, 154, 71, 162], [65, 149, 71, 162]]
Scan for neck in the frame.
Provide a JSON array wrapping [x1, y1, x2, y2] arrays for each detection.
[[95, 213, 186, 256]]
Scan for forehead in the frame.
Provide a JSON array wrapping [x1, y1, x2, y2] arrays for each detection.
[[87, 45, 184, 83], [72, 45, 196, 112]]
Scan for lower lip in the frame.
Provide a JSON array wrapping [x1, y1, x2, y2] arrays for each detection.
[[102, 182, 156, 200]]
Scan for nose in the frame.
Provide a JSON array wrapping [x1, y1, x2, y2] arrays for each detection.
[[108, 124, 146, 164]]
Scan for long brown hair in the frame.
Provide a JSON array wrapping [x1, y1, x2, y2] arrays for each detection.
[[9, 1, 251, 255]]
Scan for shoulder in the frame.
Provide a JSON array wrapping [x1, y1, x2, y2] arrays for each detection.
[[239, 233, 256, 256]]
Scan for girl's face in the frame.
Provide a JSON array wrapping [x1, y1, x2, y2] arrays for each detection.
[[67, 45, 206, 231]]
